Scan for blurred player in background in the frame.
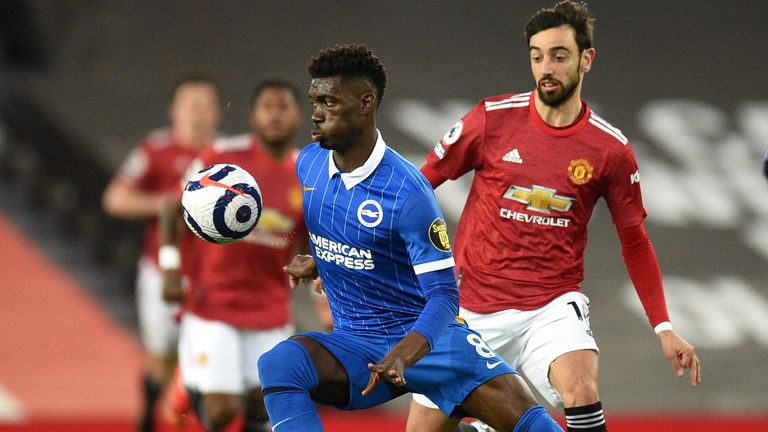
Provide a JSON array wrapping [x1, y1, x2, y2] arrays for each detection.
[[160, 79, 308, 432], [407, 2, 701, 432], [102, 74, 221, 432], [258, 43, 562, 432]]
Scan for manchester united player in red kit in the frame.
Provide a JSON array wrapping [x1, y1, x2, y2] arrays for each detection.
[[160, 79, 307, 432], [102, 74, 221, 432], [407, 2, 701, 432]]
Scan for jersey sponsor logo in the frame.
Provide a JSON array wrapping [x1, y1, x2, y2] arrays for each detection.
[[428, 218, 451, 252], [630, 170, 640, 184], [499, 208, 571, 227], [357, 199, 384, 228], [442, 120, 463, 145], [503, 185, 575, 214], [502, 148, 523, 164], [568, 158, 594, 185], [303, 185, 316, 191], [240, 208, 296, 248], [310, 232, 375, 270]]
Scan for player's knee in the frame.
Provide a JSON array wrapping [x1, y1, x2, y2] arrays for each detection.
[[257, 339, 319, 392], [203, 394, 240, 429], [557, 376, 599, 407]]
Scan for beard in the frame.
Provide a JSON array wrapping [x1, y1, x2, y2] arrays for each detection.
[[536, 59, 582, 107]]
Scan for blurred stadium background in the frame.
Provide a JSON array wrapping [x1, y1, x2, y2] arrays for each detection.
[[1, 1, 767, 431]]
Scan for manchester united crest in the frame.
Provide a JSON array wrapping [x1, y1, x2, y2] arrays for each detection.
[[568, 158, 594, 185]]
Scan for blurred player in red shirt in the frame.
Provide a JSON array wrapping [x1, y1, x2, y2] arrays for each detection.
[[407, 3, 701, 432], [102, 74, 221, 432], [160, 79, 308, 432]]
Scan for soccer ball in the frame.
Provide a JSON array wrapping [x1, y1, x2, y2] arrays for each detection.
[[181, 163, 262, 244]]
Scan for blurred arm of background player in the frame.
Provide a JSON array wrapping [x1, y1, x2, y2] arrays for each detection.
[[102, 174, 175, 219], [158, 192, 186, 304]]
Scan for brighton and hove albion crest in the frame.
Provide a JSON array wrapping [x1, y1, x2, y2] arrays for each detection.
[[357, 199, 383, 228], [568, 158, 594, 185]]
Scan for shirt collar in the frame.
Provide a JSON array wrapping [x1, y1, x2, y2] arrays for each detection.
[[328, 129, 387, 190]]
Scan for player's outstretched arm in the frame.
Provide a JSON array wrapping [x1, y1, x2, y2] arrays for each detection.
[[658, 329, 701, 387], [616, 222, 702, 387], [283, 254, 319, 289], [158, 197, 185, 303], [102, 177, 172, 220]]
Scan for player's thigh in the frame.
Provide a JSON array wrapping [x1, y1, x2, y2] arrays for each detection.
[[461, 373, 538, 429], [136, 257, 179, 356], [548, 349, 599, 406], [178, 312, 243, 395], [242, 324, 294, 389], [517, 291, 598, 407], [406, 396, 460, 432], [290, 334, 351, 407]]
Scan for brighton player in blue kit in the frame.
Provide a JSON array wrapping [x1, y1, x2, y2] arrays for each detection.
[[255, 44, 563, 432]]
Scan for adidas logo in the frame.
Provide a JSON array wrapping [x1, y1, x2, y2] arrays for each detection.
[[502, 148, 523, 164]]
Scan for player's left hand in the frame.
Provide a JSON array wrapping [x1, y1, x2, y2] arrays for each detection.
[[311, 277, 324, 294], [362, 331, 430, 396], [658, 329, 701, 387], [362, 357, 407, 397]]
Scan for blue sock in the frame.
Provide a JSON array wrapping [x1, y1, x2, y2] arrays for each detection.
[[258, 340, 324, 432], [263, 389, 323, 432], [513, 405, 564, 432]]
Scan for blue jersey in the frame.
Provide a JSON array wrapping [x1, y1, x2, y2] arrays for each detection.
[[296, 131, 456, 337]]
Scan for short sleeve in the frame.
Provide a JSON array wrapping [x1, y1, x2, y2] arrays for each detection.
[[424, 100, 486, 180], [117, 143, 153, 190], [397, 186, 455, 275], [605, 142, 647, 227]]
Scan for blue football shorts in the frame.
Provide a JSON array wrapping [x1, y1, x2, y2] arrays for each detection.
[[300, 319, 516, 417]]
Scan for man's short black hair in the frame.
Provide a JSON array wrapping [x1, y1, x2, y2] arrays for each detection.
[[169, 73, 221, 104], [308, 43, 387, 107], [251, 78, 301, 109]]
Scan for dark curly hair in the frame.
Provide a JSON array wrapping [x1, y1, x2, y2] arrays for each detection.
[[525, 1, 595, 52], [308, 43, 387, 108]]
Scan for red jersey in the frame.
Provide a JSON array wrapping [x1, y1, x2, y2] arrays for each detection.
[[185, 134, 306, 329], [118, 128, 199, 272], [425, 92, 646, 313]]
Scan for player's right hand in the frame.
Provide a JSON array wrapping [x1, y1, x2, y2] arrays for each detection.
[[283, 254, 319, 289], [162, 270, 185, 303]]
